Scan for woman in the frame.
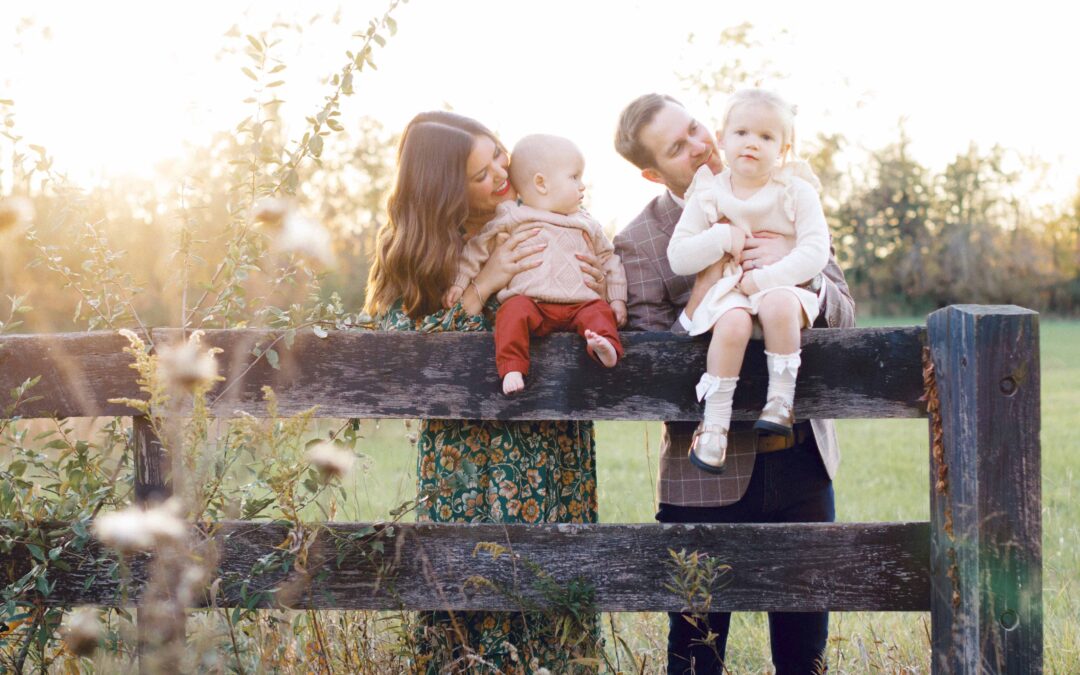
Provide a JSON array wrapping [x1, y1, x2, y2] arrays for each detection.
[[365, 111, 603, 673]]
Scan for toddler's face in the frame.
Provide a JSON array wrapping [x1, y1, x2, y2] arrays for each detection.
[[541, 152, 586, 215], [721, 102, 790, 181]]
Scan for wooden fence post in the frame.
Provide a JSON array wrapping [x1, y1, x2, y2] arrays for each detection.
[[133, 415, 170, 503], [927, 305, 1042, 673]]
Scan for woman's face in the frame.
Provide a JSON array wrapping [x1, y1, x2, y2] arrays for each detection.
[[465, 134, 515, 218]]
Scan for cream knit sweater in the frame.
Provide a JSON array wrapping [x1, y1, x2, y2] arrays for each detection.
[[455, 201, 627, 305], [667, 165, 829, 292]]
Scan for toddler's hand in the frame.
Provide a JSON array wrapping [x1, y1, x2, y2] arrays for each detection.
[[738, 273, 760, 296], [610, 300, 628, 327], [444, 285, 464, 308], [729, 228, 747, 264]]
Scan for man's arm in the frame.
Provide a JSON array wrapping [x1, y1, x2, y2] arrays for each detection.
[[816, 244, 856, 329], [613, 231, 679, 332]]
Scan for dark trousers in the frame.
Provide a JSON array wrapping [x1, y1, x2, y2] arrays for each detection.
[[657, 428, 834, 675]]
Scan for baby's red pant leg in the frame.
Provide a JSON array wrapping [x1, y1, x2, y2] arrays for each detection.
[[494, 295, 545, 378], [568, 300, 624, 363]]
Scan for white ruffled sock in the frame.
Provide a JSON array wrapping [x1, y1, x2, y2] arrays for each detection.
[[696, 374, 739, 429], [765, 350, 801, 407]]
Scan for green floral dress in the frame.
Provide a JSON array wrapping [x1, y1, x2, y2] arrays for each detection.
[[380, 300, 601, 674]]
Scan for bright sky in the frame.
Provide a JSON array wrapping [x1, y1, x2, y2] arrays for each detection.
[[3, 0, 1078, 230]]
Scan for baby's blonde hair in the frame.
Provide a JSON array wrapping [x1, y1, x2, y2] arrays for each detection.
[[721, 88, 799, 161]]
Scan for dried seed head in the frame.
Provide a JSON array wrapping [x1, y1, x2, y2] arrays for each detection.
[[158, 330, 219, 391], [252, 197, 291, 229], [275, 211, 335, 268], [63, 608, 103, 657], [93, 499, 187, 553], [306, 442, 356, 481], [0, 196, 34, 233]]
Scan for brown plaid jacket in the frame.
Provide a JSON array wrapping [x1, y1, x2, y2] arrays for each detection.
[[613, 191, 857, 506]]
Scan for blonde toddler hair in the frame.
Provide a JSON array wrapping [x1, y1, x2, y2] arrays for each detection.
[[721, 88, 799, 162]]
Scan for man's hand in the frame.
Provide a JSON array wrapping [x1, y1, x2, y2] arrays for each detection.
[[610, 300, 628, 327], [741, 231, 793, 272]]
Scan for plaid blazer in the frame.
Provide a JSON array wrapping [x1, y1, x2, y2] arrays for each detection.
[[613, 191, 857, 506]]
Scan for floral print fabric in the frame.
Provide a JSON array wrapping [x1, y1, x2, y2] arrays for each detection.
[[379, 300, 600, 673]]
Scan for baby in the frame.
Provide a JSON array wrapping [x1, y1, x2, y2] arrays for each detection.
[[450, 134, 627, 394]]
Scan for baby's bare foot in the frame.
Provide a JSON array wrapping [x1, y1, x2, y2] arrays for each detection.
[[503, 371, 525, 395], [585, 330, 618, 368]]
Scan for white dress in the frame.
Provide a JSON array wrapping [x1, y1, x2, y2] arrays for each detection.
[[667, 163, 830, 337]]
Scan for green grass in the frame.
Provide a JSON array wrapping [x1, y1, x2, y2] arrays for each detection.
[[334, 316, 1078, 672]]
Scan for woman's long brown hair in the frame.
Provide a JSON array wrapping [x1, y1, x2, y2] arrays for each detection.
[[365, 112, 501, 319]]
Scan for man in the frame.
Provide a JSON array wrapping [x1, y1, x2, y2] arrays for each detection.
[[613, 93, 856, 674]]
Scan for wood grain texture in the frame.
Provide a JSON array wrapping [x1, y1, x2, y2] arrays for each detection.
[[154, 326, 928, 421], [927, 305, 1042, 674], [1, 521, 930, 612], [0, 331, 143, 418]]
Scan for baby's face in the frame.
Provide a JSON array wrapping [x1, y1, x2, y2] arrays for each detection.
[[539, 151, 586, 215]]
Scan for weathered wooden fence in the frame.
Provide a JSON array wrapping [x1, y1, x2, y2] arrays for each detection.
[[0, 305, 1041, 672]]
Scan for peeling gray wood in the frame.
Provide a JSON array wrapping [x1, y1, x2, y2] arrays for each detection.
[[927, 305, 1042, 674], [3, 521, 930, 612], [0, 331, 143, 418], [153, 326, 928, 421]]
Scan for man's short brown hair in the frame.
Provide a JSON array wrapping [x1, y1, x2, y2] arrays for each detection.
[[614, 93, 682, 170]]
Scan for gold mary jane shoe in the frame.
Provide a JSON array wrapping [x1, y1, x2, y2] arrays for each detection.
[[688, 424, 729, 474], [753, 397, 795, 437]]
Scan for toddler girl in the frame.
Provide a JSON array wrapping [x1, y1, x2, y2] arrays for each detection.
[[667, 89, 829, 473]]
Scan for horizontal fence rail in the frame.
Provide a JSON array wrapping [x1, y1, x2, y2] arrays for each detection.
[[1, 521, 930, 613], [1, 327, 927, 421], [0, 306, 1042, 674]]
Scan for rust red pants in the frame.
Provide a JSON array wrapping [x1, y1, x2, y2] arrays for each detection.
[[494, 295, 623, 378]]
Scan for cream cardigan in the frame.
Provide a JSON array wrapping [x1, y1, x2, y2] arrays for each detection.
[[667, 165, 829, 292]]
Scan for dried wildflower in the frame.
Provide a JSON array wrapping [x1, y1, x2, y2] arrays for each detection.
[[0, 196, 33, 233], [158, 330, 220, 392], [306, 442, 356, 481], [252, 197, 291, 229], [93, 499, 187, 553], [276, 211, 336, 268], [62, 608, 102, 657]]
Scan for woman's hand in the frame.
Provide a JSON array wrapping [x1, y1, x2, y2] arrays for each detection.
[[575, 251, 606, 294], [741, 231, 794, 272], [466, 228, 545, 312]]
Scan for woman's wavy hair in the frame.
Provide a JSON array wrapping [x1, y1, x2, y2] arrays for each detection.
[[365, 111, 503, 319]]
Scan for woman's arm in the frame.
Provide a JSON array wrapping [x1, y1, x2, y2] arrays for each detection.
[[460, 227, 545, 315]]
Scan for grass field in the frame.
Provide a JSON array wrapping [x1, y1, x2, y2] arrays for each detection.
[[337, 316, 1077, 672]]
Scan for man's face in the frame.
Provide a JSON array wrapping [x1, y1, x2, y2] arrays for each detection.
[[637, 102, 724, 198]]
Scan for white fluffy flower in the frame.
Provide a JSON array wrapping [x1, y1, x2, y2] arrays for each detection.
[[93, 499, 187, 553], [158, 330, 219, 392], [62, 608, 103, 657], [252, 197, 290, 229], [306, 442, 356, 481], [0, 196, 33, 233], [276, 211, 336, 268]]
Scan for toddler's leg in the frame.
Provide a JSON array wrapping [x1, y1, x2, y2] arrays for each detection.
[[571, 300, 623, 368], [494, 296, 545, 395], [690, 309, 752, 473], [754, 291, 804, 436]]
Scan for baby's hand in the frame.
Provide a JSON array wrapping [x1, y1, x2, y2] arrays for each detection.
[[444, 285, 465, 308], [610, 300, 628, 327]]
